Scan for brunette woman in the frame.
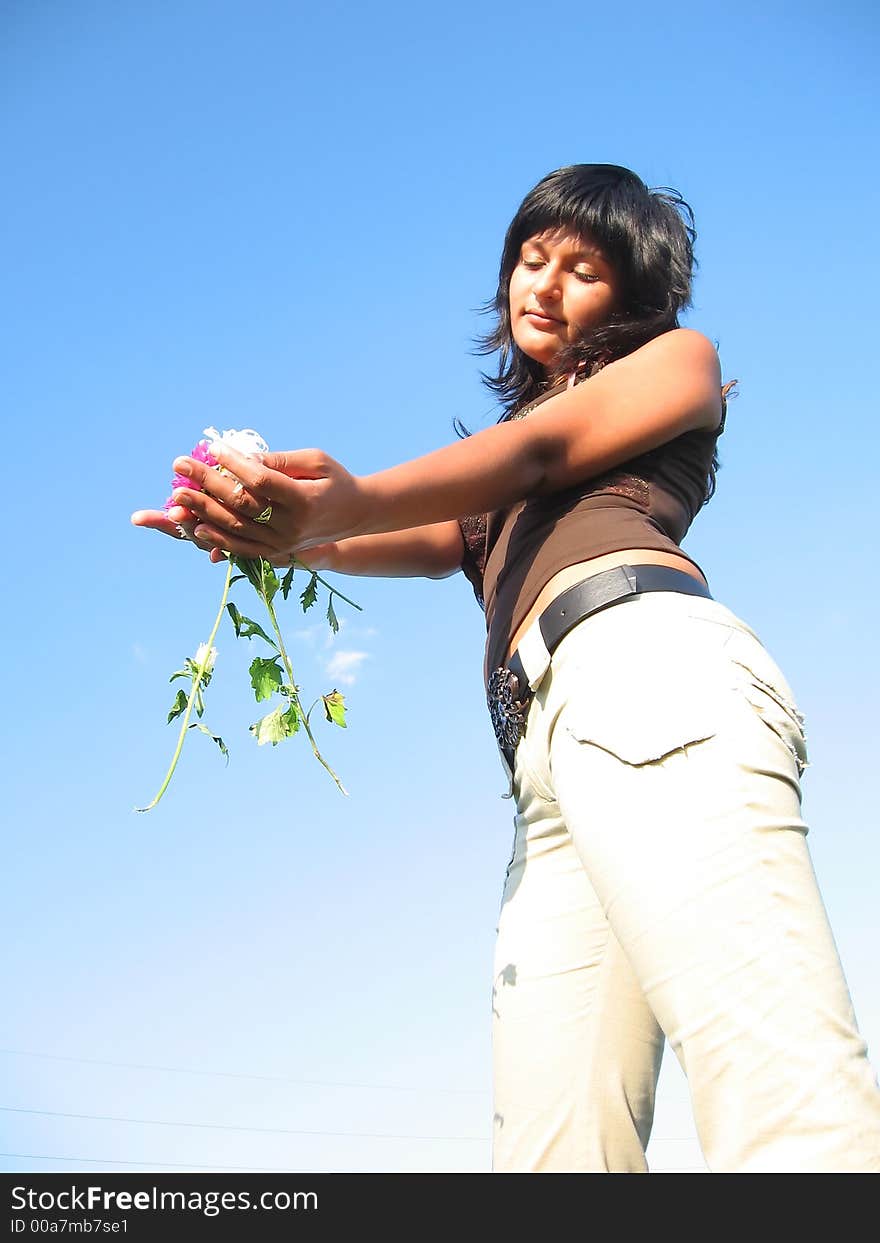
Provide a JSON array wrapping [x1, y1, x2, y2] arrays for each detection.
[[134, 164, 880, 1172]]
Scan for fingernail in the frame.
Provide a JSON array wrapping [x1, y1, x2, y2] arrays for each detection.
[[172, 458, 193, 475]]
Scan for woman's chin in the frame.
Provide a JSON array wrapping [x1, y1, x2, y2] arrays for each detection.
[[514, 333, 562, 368], [525, 345, 563, 368]]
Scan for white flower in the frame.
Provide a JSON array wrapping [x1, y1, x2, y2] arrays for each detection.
[[202, 426, 270, 457], [194, 643, 218, 673]]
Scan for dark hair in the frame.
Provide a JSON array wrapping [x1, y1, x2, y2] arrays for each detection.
[[459, 163, 728, 503]]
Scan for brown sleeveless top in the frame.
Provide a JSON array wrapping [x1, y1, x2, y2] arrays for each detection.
[[458, 377, 724, 688]]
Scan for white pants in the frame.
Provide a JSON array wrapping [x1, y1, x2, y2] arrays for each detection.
[[491, 590, 880, 1172]]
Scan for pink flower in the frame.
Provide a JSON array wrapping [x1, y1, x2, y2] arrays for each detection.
[[162, 440, 219, 512], [191, 439, 219, 468]]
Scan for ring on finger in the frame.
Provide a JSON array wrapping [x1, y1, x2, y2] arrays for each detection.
[[254, 504, 273, 525], [231, 481, 245, 496]]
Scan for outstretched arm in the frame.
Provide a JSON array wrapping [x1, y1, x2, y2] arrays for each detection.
[[163, 329, 721, 559], [131, 511, 466, 579]]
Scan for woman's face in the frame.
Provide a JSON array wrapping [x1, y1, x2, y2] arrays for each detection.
[[508, 228, 620, 368]]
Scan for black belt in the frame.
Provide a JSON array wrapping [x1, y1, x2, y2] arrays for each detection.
[[487, 564, 713, 771]]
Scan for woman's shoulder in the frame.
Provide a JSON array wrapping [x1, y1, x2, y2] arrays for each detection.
[[597, 328, 722, 433], [629, 327, 720, 369], [582, 327, 721, 393]]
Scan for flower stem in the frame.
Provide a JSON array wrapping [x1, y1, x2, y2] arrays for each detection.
[[261, 565, 348, 796], [136, 558, 235, 813]]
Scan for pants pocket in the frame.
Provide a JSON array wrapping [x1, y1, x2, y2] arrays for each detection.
[[558, 656, 720, 767]]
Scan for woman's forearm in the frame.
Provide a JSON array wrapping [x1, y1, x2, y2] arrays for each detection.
[[309, 521, 465, 580], [355, 419, 541, 537]]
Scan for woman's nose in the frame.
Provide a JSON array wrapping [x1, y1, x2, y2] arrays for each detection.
[[532, 264, 561, 298]]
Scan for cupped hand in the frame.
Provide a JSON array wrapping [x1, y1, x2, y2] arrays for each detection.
[[164, 443, 368, 560]]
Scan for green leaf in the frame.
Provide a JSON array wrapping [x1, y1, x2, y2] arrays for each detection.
[[239, 617, 277, 647], [261, 560, 280, 605], [326, 594, 339, 634], [188, 722, 229, 764], [233, 556, 265, 592], [280, 566, 295, 600], [229, 574, 246, 585], [226, 601, 242, 636], [249, 705, 297, 746], [167, 688, 189, 724], [281, 704, 300, 736], [300, 572, 318, 612], [322, 690, 347, 728], [168, 667, 191, 684], [249, 655, 283, 702], [227, 602, 277, 647]]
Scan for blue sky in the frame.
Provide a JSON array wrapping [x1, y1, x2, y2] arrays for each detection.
[[2, 0, 878, 1173]]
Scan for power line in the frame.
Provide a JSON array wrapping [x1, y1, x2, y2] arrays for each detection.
[[1, 1104, 698, 1146], [0, 1150, 331, 1172], [1, 1049, 699, 1143], [0, 1150, 705, 1174], [1, 1108, 701, 1143], [1, 1105, 489, 1144], [0, 1047, 487, 1096]]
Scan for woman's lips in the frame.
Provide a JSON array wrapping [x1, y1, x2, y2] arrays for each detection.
[[524, 310, 563, 327]]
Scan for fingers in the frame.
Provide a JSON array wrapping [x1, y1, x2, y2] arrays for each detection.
[[183, 521, 281, 560], [132, 508, 220, 552], [161, 444, 344, 556], [131, 509, 200, 544], [209, 544, 288, 568], [178, 443, 293, 502], [258, 449, 330, 479], [167, 486, 286, 547], [172, 446, 332, 522], [131, 509, 186, 537], [209, 442, 331, 484], [171, 456, 270, 518]]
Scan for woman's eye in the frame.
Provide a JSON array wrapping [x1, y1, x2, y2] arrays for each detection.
[[574, 269, 599, 283], [520, 257, 543, 269]]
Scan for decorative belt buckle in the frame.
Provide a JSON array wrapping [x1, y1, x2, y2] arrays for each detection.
[[487, 666, 530, 753]]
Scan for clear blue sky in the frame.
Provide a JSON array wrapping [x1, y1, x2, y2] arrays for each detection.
[[2, 0, 878, 1173]]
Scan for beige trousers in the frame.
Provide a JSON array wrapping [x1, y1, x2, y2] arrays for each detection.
[[491, 590, 880, 1172]]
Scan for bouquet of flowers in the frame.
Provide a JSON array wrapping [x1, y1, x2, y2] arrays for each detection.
[[137, 427, 360, 811]]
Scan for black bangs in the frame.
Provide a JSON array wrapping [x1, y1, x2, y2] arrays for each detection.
[[505, 165, 648, 275]]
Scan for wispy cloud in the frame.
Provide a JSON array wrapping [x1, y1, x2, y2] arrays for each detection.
[[293, 618, 378, 651], [325, 650, 370, 685]]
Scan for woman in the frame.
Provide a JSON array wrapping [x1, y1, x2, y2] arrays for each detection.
[[133, 164, 880, 1172]]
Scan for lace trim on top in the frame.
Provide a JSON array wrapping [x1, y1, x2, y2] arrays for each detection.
[[458, 513, 487, 608]]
